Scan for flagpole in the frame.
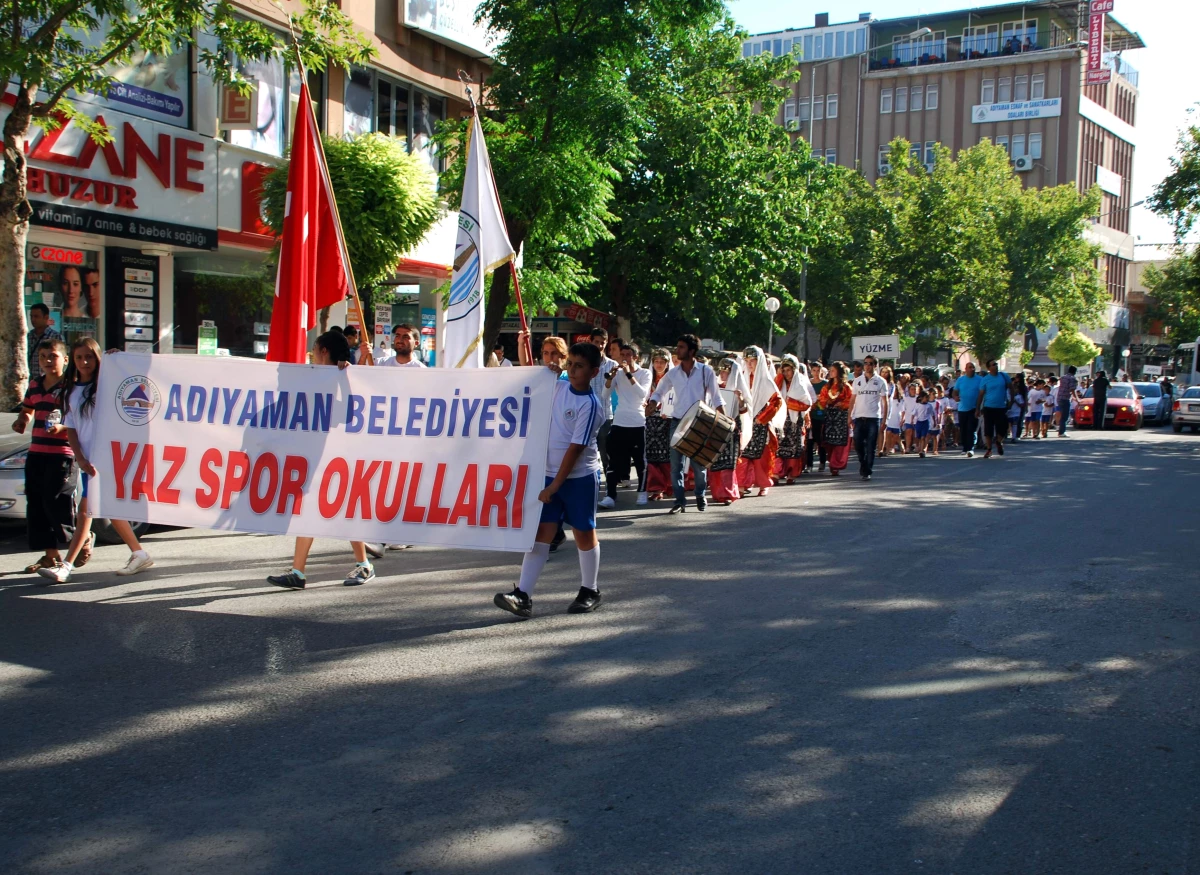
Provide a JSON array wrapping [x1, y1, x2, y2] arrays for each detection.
[[282, 14, 375, 365], [459, 71, 533, 367]]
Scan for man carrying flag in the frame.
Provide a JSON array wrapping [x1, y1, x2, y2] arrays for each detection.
[[444, 113, 516, 369]]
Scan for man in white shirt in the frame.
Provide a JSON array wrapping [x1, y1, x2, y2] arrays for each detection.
[[599, 341, 652, 508], [851, 355, 889, 481], [493, 340, 513, 367], [587, 327, 617, 485], [646, 334, 725, 512], [380, 323, 425, 368]]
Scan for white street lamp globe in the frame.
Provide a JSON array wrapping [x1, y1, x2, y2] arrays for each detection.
[[765, 296, 781, 314], [1121, 349, 1130, 358]]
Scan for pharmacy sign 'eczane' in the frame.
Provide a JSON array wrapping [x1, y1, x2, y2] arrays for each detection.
[[972, 98, 1062, 124]]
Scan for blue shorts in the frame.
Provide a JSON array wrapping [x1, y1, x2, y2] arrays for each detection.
[[1028, 411, 1041, 422], [886, 426, 901, 435], [915, 421, 930, 438], [539, 475, 597, 532], [929, 428, 941, 435], [80, 472, 90, 498], [903, 423, 915, 432]]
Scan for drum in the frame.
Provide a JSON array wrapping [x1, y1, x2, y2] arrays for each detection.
[[671, 402, 736, 468]]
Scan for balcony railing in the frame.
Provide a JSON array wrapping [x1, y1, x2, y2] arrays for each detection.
[[868, 33, 1065, 71]]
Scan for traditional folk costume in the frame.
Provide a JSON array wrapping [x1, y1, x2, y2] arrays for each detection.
[[818, 376, 854, 475], [736, 347, 784, 494], [710, 358, 750, 503], [774, 355, 815, 482], [645, 368, 673, 497]]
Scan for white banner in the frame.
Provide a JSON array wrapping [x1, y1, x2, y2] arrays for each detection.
[[971, 98, 1062, 124], [93, 354, 556, 551], [852, 335, 901, 359]]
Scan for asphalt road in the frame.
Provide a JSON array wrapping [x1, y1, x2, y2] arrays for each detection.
[[1, 426, 1197, 874]]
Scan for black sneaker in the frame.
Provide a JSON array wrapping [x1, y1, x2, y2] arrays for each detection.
[[343, 564, 375, 586], [494, 588, 533, 618], [567, 587, 603, 614], [267, 570, 306, 589], [549, 526, 566, 553], [669, 502, 686, 514], [696, 496, 707, 511]]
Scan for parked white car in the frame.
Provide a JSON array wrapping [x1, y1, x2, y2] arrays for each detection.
[[1172, 386, 1200, 433]]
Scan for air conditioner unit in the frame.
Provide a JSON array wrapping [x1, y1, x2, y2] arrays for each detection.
[[785, 119, 799, 131], [1013, 155, 1034, 172]]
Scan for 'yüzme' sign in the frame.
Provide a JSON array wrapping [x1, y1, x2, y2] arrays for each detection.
[[94, 354, 556, 551], [972, 98, 1062, 124], [852, 335, 901, 359]]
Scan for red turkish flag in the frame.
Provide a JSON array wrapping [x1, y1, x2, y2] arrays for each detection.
[[266, 81, 353, 363]]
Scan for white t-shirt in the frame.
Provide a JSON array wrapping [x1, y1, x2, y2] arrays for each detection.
[[915, 401, 933, 423], [851, 374, 889, 419], [611, 366, 651, 428], [1008, 392, 1025, 418], [380, 356, 425, 368], [1043, 388, 1057, 414], [886, 395, 903, 428], [930, 398, 943, 426], [547, 381, 604, 479], [62, 384, 98, 458], [901, 394, 920, 424], [1027, 388, 1046, 412], [498, 358, 513, 368], [944, 396, 958, 415]]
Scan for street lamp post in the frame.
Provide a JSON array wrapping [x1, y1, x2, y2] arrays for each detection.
[[765, 296, 781, 356]]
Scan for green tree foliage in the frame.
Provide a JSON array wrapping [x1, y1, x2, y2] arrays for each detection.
[[1143, 256, 1200, 343], [1150, 121, 1200, 242], [584, 15, 822, 344], [1048, 329, 1101, 368], [436, 0, 723, 349], [260, 133, 441, 292], [0, 0, 372, 406]]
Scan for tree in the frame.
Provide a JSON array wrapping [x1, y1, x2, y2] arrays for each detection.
[[1048, 329, 1101, 369], [436, 0, 723, 351], [260, 133, 442, 295], [1143, 256, 1200, 344], [0, 0, 372, 407], [1150, 120, 1200, 242], [583, 15, 822, 345]]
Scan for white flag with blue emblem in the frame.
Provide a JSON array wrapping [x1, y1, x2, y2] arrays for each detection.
[[444, 114, 514, 368]]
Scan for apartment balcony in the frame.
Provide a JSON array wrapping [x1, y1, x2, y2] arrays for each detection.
[[867, 33, 1073, 72]]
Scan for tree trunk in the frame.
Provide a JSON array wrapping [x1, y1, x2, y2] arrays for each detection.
[[0, 85, 35, 410], [481, 221, 526, 354], [821, 336, 836, 363]]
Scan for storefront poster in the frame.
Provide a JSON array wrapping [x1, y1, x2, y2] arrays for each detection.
[[421, 307, 437, 367], [93, 353, 556, 551], [24, 242, 100, 344]]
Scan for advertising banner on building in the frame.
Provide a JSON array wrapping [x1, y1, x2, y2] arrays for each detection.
[[93, 354, 557, 551], [1088, 11, 1105, 71], [971, 98, 1063, 124]]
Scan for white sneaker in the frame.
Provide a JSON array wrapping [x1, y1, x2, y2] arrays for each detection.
[[385, 544, 413, 551], [37, 562, 72, 584], [364, 542, 385, 558], [115, 551, 154, 576], [598, 496, 616, 509], [636, 492, 648, 506]]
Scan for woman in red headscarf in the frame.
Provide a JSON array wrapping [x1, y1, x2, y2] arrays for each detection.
[[736, 346, 783, 496], [817, 361, 854, 476]]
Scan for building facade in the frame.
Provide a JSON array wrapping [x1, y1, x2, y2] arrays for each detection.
[[7, 0, 491, 364], [747, 1, 1145, 369]]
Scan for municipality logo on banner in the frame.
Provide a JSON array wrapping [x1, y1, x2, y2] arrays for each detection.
[[444, 114, 514, 369], [115, 376, 162, 426]]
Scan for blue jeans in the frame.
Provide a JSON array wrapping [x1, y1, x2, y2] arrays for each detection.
[[1057, 401, 1071, 434], [669, 417, 707, 505]]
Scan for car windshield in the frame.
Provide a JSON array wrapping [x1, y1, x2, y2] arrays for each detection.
[[1184, 387, 1200, 399], [1081, 385, 1135, 399], [1133, 383, 1162, 397]]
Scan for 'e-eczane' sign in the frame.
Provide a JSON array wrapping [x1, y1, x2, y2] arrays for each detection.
[[853, 335, 901, 359]]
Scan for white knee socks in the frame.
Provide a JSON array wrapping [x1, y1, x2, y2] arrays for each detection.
[[518, 542, 551, 594], [577, 545, 600, 592]]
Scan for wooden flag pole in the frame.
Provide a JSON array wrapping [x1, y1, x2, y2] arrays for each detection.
[[458, 70, 533, 367], [282, 15, 374, 365]]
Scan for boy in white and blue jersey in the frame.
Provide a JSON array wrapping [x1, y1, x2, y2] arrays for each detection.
[[495, 342, 605, 618]]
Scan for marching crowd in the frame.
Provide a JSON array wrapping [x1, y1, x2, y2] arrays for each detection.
[[11, 321, 1108, 618]]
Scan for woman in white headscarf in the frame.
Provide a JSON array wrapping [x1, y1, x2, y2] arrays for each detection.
[[710, 357, 750, 504], [774, 355, 814, 483], [736, 346, 784, 496]]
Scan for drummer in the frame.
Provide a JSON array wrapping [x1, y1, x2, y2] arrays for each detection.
[[645, 334, 726, 514]]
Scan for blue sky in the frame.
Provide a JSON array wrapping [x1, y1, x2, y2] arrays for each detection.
[[727, 0, 1195, 251]]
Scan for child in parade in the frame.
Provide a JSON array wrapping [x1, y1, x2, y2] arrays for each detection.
[[644, 348, 674, 500], [15, 339, 76, 574], [914, 388, 933, 457], [883, 382, 904, 455], [38, 340, 154, 583], [929, 386, 944, 456], [900, 382, 920, 454], [267, 331, 377, 589], [495, 342, 605, 618], [1042, 376, 1058, 436], [1026, 379, 1047, 439]]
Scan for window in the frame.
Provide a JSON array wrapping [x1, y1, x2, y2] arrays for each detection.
[[996, 135, 1009, 154], [813, 96, 824, 120], [909, 143, 922, 162], [743, 43, 752, 58], [773, 38, 783, 56], [878, 145, 891, 175], [982, 79, 995, 104], [812, 33, 823, 59], [376, 78, 410, 139], [836, 30, 845, 57], [926, 83, 939, 109], [1030, 132, 1043, 160], [1014, 75, 1029, 102], [826, 94, 839, 118], [798, 98, 810, 122], [925, 141, 936, 167], [784, 100, 797, 124], [1031, 74, 1046, 100], [824, 33, 833, 58], [825, 147, 837, 165], [1013, 134, 1026, 159], [881, 88, 893, 113], [895, 87, 908, 112], [911, 86, 923, 111], [344, 67, 444, 174], [998, 77, 1012, 102], [344, 66, 374, 138], [964, 24, 999, 55], [804, 34, 813, 59], [856, 28, 865, 54]]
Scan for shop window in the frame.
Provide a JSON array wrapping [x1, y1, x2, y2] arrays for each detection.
[[223, 57, 317, 157], [344, 67, 445, 174], [174, 253, 274, 357], [24, 243, 100, 347]]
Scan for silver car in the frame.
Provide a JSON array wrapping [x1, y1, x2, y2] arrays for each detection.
[[1132, 382, 1170, 426], [1172, 386, 1200, 433]]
